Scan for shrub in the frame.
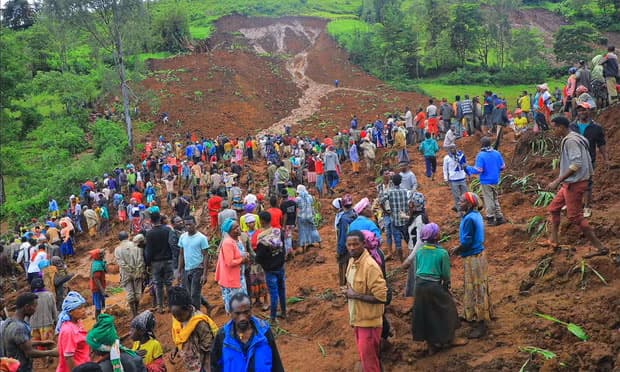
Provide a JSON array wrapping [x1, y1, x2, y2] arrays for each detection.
[[153, 7, 191, 52]]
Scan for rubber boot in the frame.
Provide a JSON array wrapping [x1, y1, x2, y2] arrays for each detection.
[[468, 321, 487, 339], [130, 301, 139, 318]]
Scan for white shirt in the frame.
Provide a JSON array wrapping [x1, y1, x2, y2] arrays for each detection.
[[27, 251, 47, 273], [426, 105, 438, 118], [443, 129, 456, 148], [405, 110, 413, 128], [244, 193, 258, 206]]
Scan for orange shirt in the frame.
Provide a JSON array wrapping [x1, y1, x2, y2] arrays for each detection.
[[267, 208, 283, 229], [208, 195, 223, 213], [315, 160, 324, 175], [415, 112, 426, 128]]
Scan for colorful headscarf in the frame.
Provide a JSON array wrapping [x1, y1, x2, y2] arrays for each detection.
[[331, 198, 342, 210], [56, 291, 87, 334], [462, 192, 480, 209], [353, 197, 370, 214], [245, 214, 256, 224], [420, 223, 440, 242], [244, 203, 256, 213], [130, 310, 156, 336], [361, 230, 382, 266], [410, 192, 426, 212], [87, 314, 137, 356], [0, 357, 20, 372], [221, 218, 236, 234]]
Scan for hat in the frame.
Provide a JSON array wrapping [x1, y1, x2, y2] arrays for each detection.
[[133, 234, 145, 244], [342, 194, 353, 207], [576, 102, 592, 110], [331, 198, 342, 209], [353, 197, 370, 214]]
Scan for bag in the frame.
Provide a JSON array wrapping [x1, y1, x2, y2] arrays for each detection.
[[110, 339, 124, 372]]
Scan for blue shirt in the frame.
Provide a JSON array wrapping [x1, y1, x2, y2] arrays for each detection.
[[48, 199, 59, 212], [459, 210, 485, 257], [419, 138, 439, 157], [467, 149, 505, 185], [179, 231, 209, 271]]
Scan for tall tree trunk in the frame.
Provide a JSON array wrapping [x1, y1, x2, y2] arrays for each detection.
[[0, 173, 5, 206], [112, 0, 133, 152]]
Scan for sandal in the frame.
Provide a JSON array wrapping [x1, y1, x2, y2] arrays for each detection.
[[584, 248, 609, 259]]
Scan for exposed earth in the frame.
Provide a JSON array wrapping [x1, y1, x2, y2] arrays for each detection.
[[11, 15, 619, 371]]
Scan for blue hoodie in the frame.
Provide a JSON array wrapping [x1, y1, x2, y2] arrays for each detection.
[[459, 210, 485, 257], [211, 316, 284, 372]]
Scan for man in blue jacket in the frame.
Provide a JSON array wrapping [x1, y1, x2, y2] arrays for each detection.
[[467, 137, 506, 226], [336, 194, 357, 287], [211, 292, 284, 372]]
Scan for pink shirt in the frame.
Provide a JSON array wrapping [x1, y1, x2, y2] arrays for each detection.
[[214, 236, 244, 288], [56, 321, 90, 372]]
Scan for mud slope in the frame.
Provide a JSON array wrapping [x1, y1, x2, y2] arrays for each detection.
[[17, 16, 619, 372]]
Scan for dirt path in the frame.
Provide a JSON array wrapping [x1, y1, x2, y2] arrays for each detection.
[[238, 21, 370, 135]]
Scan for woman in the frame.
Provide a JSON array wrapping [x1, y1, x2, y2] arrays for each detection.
[[402, 192, 429, 297], [241, 215, 269, 311], [51, 256, 74, 311], [349, 141, 360, 175], [56, 292, 91, 372], [131, 310, 165, 372], [450, 192, 493, 339], [59, 221, 74, 258], [87, 314, 145, 372], [169, 286, 218, 372], [295, 185, 321, 252], [214, 218, 249, 314], [411, 223, 464, 355], [240, 203, 261, 233]]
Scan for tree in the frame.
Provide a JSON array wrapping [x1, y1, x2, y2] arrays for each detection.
[[553, 22, 599, 63], [2, 0, 37, 30], [48, 0, 148, 152], [153, 7, 191, 52], [510, 27, 545, 65], [449, 2, 482, 64]]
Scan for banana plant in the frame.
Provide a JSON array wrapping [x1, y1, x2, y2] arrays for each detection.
[[534, 313, 589, 341], [534, 191, 555, 207]]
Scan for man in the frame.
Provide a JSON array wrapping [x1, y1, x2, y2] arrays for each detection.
[[419, 132, 440, 180], [466, 137, 506, 226], [439, 98, 453, 136], [323, 146, 340, 195], [48, 198, 60, 219], [163, 175, 177, 206], [255, 212, 287, 323], [169, 216, 185, 278], [173, 191, 190, 219], [450, 193, 493, 339], [599, 45, 618, 104], [0, 293, 58, 372], [279, 190, 297, 257], [575, 60, 592, 93], [336, 195, 357, 287], [83, 205, 99, 238], [344, 230, 387, 372], [380, 174, 410, 262], [570, 102, 609, 218], [517, 91, 531, 121], [177, 216, 211, 311], [145, 211, 174, 313], [404, 106, 414, 145], [399, 161, 418, 192], [460, 95, 475, 136], [359, 138, 377, 174], [547, 116, 608, 258], [218, 200, 237, 228], [114, 231, 144, 317], [210, 293, 284, 372], [443, 144, 469, 213]]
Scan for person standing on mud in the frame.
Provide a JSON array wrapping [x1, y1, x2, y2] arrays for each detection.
[[145, 211, 174, 313], [344, 230, 387, 372], [114, 231, 144, 318], [546, 116, 608, 258], [450, 192, 493, 339]]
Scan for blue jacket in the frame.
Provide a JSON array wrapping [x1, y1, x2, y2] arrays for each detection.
[[459, 210, 485, 257], [419, 138, 439, 157], [467, 148, 505, 185], [337, 209, 357, 256], [211, 317, 284, 372]]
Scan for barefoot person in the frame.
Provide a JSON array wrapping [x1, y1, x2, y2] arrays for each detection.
[[547, 116, 608, 258], [450, 192, 493, 339], [410, 223, 466, 355]]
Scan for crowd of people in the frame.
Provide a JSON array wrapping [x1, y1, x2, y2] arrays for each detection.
[[0, 47, 616, 372]]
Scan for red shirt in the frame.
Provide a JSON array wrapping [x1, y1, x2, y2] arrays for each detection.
[[315, 160, 324, 175], [57, 321, 90, 372], [131, 191, 143, 204], [267, 207, 283, 229], [90, 268, 106, 292], [208, 195, 223, 213]]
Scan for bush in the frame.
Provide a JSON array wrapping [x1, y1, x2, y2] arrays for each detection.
[[92, 119, 128, 157], [153, 7, 191, 52]]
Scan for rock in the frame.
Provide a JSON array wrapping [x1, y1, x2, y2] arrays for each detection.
[[314, 255, 326, 264]]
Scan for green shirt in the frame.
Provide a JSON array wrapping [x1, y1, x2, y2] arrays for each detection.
[[415, 244, 451, 281]]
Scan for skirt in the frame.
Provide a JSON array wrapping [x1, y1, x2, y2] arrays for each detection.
[[462, 252, 493, 322], [249, 264, 268, 297], [221, 275, 248, 313], [60, 239, 74, 256], [297, 217, 321, 246], [412, 278, 459, 344], [404, 256, 416, 297]]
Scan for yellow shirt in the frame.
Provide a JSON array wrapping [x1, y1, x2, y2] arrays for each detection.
[[518, 95, 531, 112], [132, 338, 163, 365], [514, 117, 528, 129]]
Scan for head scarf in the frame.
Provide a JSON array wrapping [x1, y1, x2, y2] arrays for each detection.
[[410, 192, 426, 212], [361, 230, 382, 266], [244, 203, 256, 213], [331, 198, 343, 210], [463, 192, 480, 209], [353, 197, 370, 215], [149, 206, 160, 214], [296, 184, 312, 205], [132, 234, 145, 244], [87, 314, 137, 357], [0, 357, 20, 372], [245, 214, 256, 224], [51, 256, 64, 269], [56, 291, 87, 334], [420, 223, 440, 242], [31, 278, 45, 292], [130, 310, 156, 337], [221, 218, 236, 235]]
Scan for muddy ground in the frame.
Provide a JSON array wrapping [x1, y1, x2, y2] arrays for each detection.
[[8, 15, 619, 372]]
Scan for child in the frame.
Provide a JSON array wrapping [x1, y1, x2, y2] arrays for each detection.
[[89, 248, 107, 318], [131, 310, 166, 372], [513, 109, 529, 138]]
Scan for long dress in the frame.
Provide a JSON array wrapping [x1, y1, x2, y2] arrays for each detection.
[[296, 192, 321, 247]]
